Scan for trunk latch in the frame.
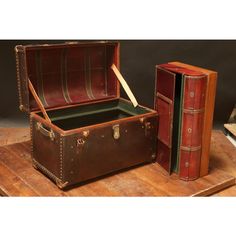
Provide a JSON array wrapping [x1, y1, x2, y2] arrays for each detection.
[[113, 124, 120, 140]]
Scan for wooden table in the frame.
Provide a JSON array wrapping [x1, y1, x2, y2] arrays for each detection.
[[0, 128, 235, 196]]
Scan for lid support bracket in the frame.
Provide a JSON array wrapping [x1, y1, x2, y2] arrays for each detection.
[[111, 64, 138, 107], [28, 79, 51, 123]]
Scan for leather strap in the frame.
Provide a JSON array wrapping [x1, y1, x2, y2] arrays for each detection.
[[111, 64, 138, 107], [28, 79, 51, 123]]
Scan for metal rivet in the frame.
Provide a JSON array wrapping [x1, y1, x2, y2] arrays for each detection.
[[139, 117, 145, 123], [77, 138, 85, 146], [185, 162, 189, 167], [188, 128, 192, 133], [83, 130, 89, 137], [19, 105, 24, 111]]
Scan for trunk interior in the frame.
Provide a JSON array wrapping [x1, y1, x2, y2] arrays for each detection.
[[37, 99, 153, 130]]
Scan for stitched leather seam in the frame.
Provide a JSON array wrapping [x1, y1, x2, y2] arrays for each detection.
[[32, 158, 62, 183], [60, 135, 63, 180], [15, 48, 23, 108], [30, 117, 34, 159]]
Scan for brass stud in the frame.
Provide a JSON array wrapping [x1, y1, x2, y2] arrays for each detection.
[[77, 138, 85, 146], [139, 117, 145, 123], [190, 92, 195, 98], [83, 130, 89, 137], [19, 105, 24, 111]]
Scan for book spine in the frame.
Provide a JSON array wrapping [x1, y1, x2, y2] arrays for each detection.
[[179, 75, 207, 180]]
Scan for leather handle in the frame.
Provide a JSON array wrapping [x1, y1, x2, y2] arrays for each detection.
[[36, 122, 55, 141]]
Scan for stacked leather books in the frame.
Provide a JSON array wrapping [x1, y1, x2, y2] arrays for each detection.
[[155, 62, 217, 180]]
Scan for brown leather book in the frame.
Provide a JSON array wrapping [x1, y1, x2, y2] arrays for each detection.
[[169, 62, 217, 177], [155, 63, 208, 180]]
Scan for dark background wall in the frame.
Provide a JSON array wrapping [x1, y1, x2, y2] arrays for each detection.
[[0, 40, 235, 128]]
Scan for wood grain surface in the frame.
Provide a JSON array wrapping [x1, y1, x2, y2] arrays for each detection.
[[0, 128, 235, 196], [211, 130, 236, 196], [0, 127, 30, 146]]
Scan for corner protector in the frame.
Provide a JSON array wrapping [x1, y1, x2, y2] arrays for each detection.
[[56, 180, 69, 189]]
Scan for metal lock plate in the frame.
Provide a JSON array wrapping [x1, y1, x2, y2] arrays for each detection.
[[112, 124, 120, 140]]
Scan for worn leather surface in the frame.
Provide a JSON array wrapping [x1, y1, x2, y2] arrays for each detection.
[[158, 63, 204, 76], [155, 66, 176, 173], [63, 115, 158, 186], [179, 74, 207, 180], [169, 61, 217, 177], [16, 42, 119, 112], [155, 63, 207, 181], [31, 117, 62, 178], [31, 111, 158, 187], [15, 46, 30, 112], [179, 149, 201, 180]]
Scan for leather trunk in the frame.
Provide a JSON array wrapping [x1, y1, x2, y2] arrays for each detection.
[[15, 41, 158, 189]]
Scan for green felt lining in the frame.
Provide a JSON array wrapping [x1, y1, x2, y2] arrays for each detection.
[[37, 99, 151, 130]]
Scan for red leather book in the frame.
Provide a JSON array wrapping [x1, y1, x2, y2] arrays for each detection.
[[155, 63, 207, 180]]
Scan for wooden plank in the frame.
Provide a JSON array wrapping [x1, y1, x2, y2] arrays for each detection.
[[0, 128, 30, 146], [0, 129, 235, 196], [210, 130, 236, 176], [210, 130, 236, 196], [0, 163, 39, 196], [0, 142, 66, 197], [213, 186, 236, 196]]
